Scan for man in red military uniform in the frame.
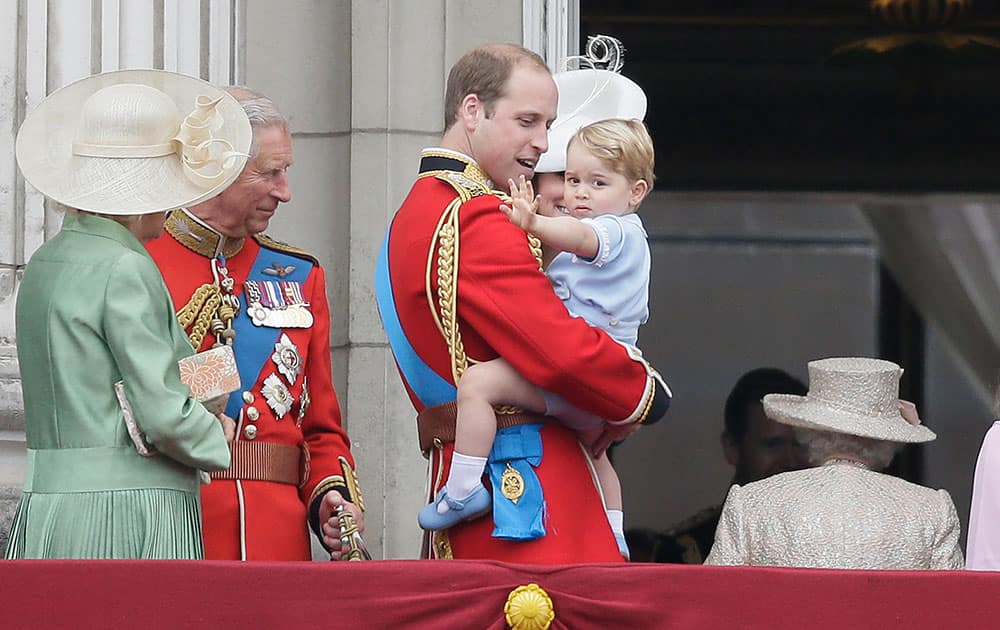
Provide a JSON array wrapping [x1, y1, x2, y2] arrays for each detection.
[[376, 44, 670, 563], [147, 88, 364, 561]]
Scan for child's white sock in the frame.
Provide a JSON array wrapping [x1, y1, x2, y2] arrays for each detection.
[[607, 509, 629, 559], [607, 509, 625, 536], [441, 452, 488, 514]]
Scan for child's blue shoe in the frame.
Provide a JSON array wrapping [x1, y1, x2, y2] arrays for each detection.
[[418, 484, 491, 531]]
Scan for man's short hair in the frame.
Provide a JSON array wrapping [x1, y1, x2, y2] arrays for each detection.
[[443, 44, 548, 131], [571, 119, 656, 191], [724, 367, 807, 441], [225, 86, 288, 157]]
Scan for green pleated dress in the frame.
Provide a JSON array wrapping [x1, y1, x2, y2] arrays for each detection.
[[5, 213, 231, 559]]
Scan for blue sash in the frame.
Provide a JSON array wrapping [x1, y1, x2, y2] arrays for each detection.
[[224, 249, 313, 419], [374, 228, 456, 407], [375, 225, 546, 540]]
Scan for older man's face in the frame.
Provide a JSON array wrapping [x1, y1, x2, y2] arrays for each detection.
[[201, 125, 292, 238]]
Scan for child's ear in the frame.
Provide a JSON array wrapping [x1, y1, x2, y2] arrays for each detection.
[[629, 179, 649, 209]]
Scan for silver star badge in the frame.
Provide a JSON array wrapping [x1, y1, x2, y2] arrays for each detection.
[[262, 373, 292, 419], [271, 333, 302, 386]]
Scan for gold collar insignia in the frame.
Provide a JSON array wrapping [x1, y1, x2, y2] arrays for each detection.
[[418, 148, 494, 199], [164, 209, 245, 259]]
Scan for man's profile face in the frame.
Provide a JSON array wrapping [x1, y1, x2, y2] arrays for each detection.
[[727, 403, 806, 485], [469, 64, 557, 187], [199, 124, 293, 238]]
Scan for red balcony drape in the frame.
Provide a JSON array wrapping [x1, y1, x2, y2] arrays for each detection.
[[2, 559, 997, 628]]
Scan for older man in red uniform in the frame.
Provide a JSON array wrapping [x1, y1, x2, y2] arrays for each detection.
[[147, 88, 364, 560], [376, 44, 670, 563]]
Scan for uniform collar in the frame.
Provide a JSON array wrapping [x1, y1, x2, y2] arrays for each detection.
[[419, 148, 494, 190], [164, 208, 245, 259]]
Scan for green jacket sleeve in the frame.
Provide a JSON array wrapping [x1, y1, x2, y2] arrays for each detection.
[[103, 251, 231, 471]]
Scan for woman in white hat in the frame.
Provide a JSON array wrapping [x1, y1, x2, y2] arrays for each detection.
[[966, 383, 1000, 570], [532, 37, 648, 225], [6, 69, 252, 559], [705, 357, 964, 570]]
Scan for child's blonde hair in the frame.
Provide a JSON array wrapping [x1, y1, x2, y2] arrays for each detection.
[[570, 118, 655, 192]]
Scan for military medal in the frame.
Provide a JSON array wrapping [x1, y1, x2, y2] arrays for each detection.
[[245, 279, 313, 328], [261, 373, 292, 418], [271, 333, 302, 385], [500, 462, 525, 504]]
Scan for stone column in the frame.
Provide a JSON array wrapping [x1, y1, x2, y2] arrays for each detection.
[[346, 0, 523, 559], [0, 0, 241, 554]]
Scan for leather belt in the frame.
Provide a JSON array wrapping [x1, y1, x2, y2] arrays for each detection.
[[209, 441, 302, 486], [417, 401, 550, 453]]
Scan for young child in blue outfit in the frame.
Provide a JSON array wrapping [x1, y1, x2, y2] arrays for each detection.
[[419, 118, 656, 559]]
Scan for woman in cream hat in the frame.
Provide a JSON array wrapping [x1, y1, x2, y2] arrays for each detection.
[[6, 69, 251, 559], [705, 357, 964, 570]]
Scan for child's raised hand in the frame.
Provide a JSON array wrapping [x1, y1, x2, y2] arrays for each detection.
[[499, 175, 540, 232]]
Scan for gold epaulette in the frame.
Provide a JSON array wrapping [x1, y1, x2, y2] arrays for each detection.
[[416, 151, 494, 203], [253, 232, 319, 264], [431, 170, 493, 203]]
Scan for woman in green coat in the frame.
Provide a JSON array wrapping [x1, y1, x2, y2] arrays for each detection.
[[6, 70, 252, 559]]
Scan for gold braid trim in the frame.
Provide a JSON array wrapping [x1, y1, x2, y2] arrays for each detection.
[[253, 232, 319, 264], [425, 167, 479, 384], [437, 199, 468, 383], [425, 203, 454, 343], [526, 233, 544, 272], [425, 182, 545, 389], [636, 375, 656, 424], [176, 284, 222, 349], [309, 475, 348, 507]]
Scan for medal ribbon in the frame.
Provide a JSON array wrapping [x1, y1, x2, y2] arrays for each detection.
[[224, 249, 313, 419]]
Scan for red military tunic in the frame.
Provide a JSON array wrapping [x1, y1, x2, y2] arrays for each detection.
[[383, 149, 668, 563], [147, 210, 361, 560]]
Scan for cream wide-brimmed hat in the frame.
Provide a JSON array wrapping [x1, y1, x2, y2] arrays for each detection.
[[15, 69, 252, 216], [763, 357, 936, 444], [536, 37, 647, 174]]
